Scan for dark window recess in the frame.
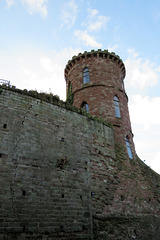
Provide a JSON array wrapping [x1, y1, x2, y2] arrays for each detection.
[[61, 137, 65, 142], [121, 195, 125, 201], [60, 226, 64, 232], [91, 192, 95, 197], [22, 190, 26, 196], [81, 102, 89, 113], [61, 194, 64, 198], [0, 154, 2, 158], [3, 124, 7, 129], [82, 225, 88, 230], [80, 195, 82, 200]]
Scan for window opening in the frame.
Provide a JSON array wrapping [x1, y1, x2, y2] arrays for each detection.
[[3, 124, 7, 129], [114, 96, 121, 118], [22, 190, 26, 196], [125, 137, 133, 159], [81, 102, 89, 113], [83, 68, 89, 84]]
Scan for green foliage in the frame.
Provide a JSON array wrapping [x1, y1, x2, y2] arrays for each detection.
[[72, 55, 77, 60], [0, 88, 3, 94], [66, 82, 74, 105], [115, 144, 127, 162], [0, 84, 112, 129]]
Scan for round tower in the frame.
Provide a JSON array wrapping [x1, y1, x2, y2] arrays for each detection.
[[65, 49, 136, 159]]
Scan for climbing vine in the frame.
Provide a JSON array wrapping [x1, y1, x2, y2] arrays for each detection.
[[66, 82, 74, 105]]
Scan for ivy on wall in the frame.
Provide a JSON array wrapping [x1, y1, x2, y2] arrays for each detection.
[[66, 82, 74, 105]]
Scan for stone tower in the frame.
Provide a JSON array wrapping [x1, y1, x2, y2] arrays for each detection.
[[65, 49, 136, 159]]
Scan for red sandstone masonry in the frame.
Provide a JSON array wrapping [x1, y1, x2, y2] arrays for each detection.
[[65, 50, 136, 158]]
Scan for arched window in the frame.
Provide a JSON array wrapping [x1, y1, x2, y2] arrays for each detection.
[[114, 96, 121, 118], [83, 68, 89, 84], [81, 102, 89, 113], [125, 137, 133, 159]]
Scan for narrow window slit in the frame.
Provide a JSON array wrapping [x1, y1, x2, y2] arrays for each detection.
[[22, 190, 26, 196], [61, 138, 65, 142], [23, 226, 26, 232]]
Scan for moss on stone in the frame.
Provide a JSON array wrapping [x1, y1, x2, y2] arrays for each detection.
[[1, 85, 112, 129], [66, 82, 74, 105], [115, 144, 127, 162]]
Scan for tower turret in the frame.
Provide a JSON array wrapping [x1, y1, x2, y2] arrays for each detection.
[[65, 49, 136, 159]]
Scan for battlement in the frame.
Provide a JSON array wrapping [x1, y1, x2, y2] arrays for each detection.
[[65, 49, 126, 80]]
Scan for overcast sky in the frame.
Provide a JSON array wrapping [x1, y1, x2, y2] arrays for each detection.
[[1, 0, 160, 174]]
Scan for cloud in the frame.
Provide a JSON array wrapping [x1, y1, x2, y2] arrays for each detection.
[[125, 49, 160, 89], [22, 0, 48, 18], [0, 47, 82, 100], [6, 0, 14, 8], [73, 8, 107, 48], [85, 8, 110, 32], [129, 94, 160, 130], [74, 30, 102, 48], [108, 44, 118, 52], [40, 57, 54, 72], [128, 93, 160, 174], [87, 9, 98, 18], [61, 0, 77, 28], [124, 49, 160, 174]]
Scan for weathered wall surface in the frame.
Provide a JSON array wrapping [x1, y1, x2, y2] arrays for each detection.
[[0, 89, 115, 239], [0, 89, 160, 240]]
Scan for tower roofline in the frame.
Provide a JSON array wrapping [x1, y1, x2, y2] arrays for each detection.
[[65, 49, 126, 80]]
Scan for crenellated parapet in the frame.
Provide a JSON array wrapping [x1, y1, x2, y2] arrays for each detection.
[[65, 49, 126, 80]]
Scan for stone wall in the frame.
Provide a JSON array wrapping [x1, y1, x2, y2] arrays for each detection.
[[0, 89, 160, 240], [0, 89, 115, 239]]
